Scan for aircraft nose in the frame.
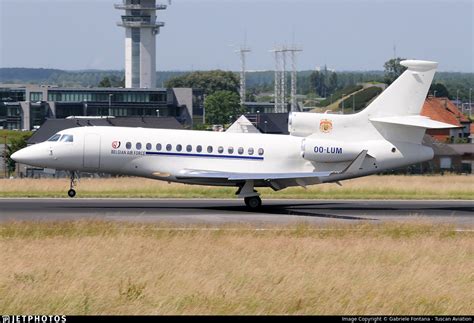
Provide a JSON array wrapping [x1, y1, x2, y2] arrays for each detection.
[[11, 147, 34, 164], [10, 146, 38, 165]]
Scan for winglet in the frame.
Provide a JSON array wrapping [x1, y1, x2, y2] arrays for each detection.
[[340, 150, 368, 174]]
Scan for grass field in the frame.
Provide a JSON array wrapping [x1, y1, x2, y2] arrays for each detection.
[[0, 174, 472, 199], [0, 221, 472, 315]]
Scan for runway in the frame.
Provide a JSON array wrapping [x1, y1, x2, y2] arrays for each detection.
[[0, 198, 472, 226]]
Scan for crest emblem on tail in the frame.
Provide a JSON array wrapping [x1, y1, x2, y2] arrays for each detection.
[[319, 119, 333, 133]]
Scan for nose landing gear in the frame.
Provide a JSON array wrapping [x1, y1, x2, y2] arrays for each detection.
[[68, 171, 78, 198]]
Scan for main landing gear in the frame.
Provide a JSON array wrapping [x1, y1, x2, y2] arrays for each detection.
[[237, 180, 262, 210], [67, 171, 78, 198], [244, 196, 262, 209]]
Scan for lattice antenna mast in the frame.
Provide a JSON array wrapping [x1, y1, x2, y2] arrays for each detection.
[[287, 46, 302, 112], [270, 48, 282, 112], [279, 46, 288, 113], [236, 46, 251, 105]]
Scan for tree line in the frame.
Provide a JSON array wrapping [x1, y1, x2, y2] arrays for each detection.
[[1, 60, 473, 102]]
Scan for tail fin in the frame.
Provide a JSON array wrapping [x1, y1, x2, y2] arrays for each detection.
[[361, 60, 438, 119]]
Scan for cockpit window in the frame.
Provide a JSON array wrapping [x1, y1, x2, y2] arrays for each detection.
[[47, 134, 61, 142], [60, 134, 74, 142]]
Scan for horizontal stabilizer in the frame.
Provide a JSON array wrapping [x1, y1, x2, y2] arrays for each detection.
[[370, 115, 458, 129]]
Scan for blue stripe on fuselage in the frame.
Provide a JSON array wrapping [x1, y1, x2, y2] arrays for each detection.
[[145, 151, 264, 160]]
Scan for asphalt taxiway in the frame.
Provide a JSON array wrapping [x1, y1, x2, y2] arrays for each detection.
[[0, 198, 472, 226]]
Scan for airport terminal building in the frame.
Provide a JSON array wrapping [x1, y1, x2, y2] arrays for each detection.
[[0, 85, 204, 130]]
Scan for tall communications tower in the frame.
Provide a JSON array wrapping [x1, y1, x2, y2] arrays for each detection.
[[236, 46, 251, 105], [287, 46, 302, 112], [271, 47, 286, 113], [115, 0, 167, 88], [270, 48, 281, 112]]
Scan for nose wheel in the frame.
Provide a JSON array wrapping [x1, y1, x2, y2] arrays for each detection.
[[68, 189, 76, 198], [68, 171, 78, 198]]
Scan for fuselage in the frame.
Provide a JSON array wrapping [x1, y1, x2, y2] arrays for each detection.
[[13, 126, 434, 188]]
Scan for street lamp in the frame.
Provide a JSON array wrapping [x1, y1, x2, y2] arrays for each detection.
[[341, 94, 345, 115], [156, 109, 160, 117], [264, 120, 268, 133], [3, 134, 7, 178], [108, 94, 113, 117], [456, 89, 460, 109], [352, 95, 355, 114], [470, 88, 472, 118], [202, 105, 206, 124], [202, 94, 206, 125]]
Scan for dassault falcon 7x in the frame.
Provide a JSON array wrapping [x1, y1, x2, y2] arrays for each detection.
[[12, 60, 455, 209]]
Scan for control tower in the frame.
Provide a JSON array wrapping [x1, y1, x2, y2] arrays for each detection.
[[115, 0, 166, 88]]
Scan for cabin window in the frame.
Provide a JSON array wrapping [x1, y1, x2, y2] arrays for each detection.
[[238, 147, 244, 155], [196, 145, 202, 153], [218, 146, 224, 154], [126, 142, 132, 149], [258, 148, 264, 155], [176, 144, 182, 152], [248, 147, 254, 155], [186, 145, 192, 152], [156, 143, 162, 151], [146, 143, 152, 150], [207, 146, 213, 153], [47, 134, 61, 142], [136, 142, 142, 150], [228, 147, 234, 154], [60, 134, 74, 142], [166, 144, 172, 151]]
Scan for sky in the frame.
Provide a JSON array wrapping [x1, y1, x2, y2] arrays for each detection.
[[0, 0, 473, 72]]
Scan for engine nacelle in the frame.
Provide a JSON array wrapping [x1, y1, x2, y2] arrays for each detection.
[[302, 138, 362, 163], [289, 112, 319, 136]]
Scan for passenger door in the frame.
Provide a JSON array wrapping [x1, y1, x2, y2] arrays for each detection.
[[83, 133, 101, 169]]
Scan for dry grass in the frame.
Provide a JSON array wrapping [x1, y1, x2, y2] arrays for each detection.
[[0, 221, 472, 315], [0, 174, 472, 199]]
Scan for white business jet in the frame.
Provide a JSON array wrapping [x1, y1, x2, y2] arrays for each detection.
[[12, 60, 454, 209]]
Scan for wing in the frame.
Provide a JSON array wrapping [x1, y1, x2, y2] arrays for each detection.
[[176, 150, 368, 189], [178, 169, 334, 181]]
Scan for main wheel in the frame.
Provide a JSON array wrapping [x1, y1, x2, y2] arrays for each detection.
[[244, 196, 262, 209], [67, 189, 76, 198]]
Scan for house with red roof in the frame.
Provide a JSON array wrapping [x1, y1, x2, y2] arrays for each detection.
[[421, 97, 471, 143], [419, 97, 473, 173]]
